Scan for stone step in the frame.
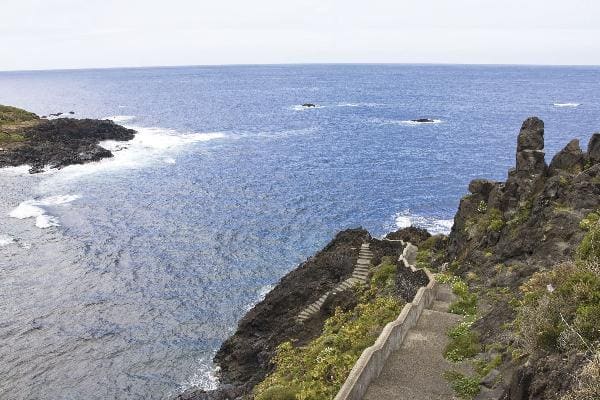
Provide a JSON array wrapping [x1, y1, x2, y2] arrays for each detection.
[[360, 250, 373, 255], [430, 300, 452, 313], [436, 285, 456, 303], [357, 259, 371, 265], [307, 304, 319, 313]]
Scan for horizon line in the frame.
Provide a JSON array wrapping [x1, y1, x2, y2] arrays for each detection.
[[2, 61, 600, 74]]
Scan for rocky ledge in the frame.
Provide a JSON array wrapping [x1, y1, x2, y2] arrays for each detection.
[[0, 105, 135, 173]]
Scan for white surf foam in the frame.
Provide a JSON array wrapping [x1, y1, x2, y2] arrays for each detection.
[[9, 195, 80, 229], [553, 103, 580, 108], [292, 104, 325, 111], [0, 234, 15, 247], [336, 102, 382, 108], [38, 126, 226, 179], [392, 210, 454, 235], [106, 115, 136, 123], [178, 360, 219, 393], [374, 118, 443, 126]]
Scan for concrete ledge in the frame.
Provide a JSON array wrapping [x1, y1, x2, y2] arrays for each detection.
[[334, 242, 437, 400]]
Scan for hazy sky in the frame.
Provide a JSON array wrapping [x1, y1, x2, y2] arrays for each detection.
[[2, 0, 600, 71]]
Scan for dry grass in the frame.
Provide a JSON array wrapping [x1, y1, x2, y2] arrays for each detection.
[[562, 350, 600, 400]]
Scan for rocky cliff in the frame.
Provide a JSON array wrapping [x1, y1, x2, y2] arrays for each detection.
[[444, 117, 600, 399]]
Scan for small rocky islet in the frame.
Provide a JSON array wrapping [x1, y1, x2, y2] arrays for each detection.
[[0, 105, 135, 173], [180, 117, 600, 400]]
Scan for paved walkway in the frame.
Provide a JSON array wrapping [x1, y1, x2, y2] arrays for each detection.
[[363, 284, 466, 400], [296, 243, 373, 323]]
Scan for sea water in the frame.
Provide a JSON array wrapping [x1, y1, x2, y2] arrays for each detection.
[[1, 64, 599, 399]]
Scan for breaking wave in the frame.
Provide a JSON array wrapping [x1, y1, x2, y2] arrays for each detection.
[[9, 195, 80, 229], [392, 210, 454, 235]]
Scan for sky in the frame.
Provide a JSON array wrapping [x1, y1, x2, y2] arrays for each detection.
[[2, 0, 600, 71]]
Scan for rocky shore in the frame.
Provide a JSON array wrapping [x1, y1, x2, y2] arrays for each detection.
[[177, 229, 430, 400], [0, 105, 135, 173], [180, 117, 600, 400]]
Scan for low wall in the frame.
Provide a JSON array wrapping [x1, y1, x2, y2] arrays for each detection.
[[334, 244, 437, 400]]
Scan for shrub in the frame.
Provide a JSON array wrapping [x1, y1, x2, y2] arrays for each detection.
[[0, 132, 26, 143], [449, 280, 478, 316], [516, 262, 600, 352], [443, 371, 481, 399], [258, 385, 300, 400], [577, 220, 600, 263], [371, 258, 397, 294], [579, 212, 600, 231], [487, 208, 505, 232], [445, 316, 481, 361], [0, 104, 38, 124], [477, 200, 487, 213]]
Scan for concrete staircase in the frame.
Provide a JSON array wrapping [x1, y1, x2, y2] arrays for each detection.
[[363, 284, 467, 400], [296, 243, 374, 324]]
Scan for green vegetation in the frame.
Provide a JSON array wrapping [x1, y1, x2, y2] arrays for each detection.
[[464, 207, 505, 238], [0, 105, 38, 142], [0, 105, 38, 124], [577, 214, 600, 263], [448, 279, 478, 316], [439, 273, 485, 399], [415, 236, 445, 270], [507, 200, 532, 230], [445, 316, 481, 361], [487, 208, 505, 232], [443, 371, 481, 400], [254, 259, 405, 400], [0, 132, 26, 143], [477, 200, 487, 213], [371, 256, 397, 295], [516, 261, 600, 353]]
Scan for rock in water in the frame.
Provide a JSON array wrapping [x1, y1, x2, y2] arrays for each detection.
[[302, 103, 316, 107], [411, 118, 435, 123]]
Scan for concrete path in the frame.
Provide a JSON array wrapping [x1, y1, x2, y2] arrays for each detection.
[[296, 243, 374, 323], [363, 284, 465, 400]]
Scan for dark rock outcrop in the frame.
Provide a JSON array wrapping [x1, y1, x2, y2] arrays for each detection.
[[183, 228, 429, 399], [385, 226, 431, 245], [447, 117, 600, 399], [302, 103, 316, 108], [0, 117, 135, 173], [587, 133, 600, 163], [214, 228, 370, 389], [516, 117, 544, 152], [548, 139, 584, 175], [411, 118, 436, 123]]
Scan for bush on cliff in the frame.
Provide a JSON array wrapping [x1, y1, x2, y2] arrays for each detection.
[[516, 261, 600, 353]]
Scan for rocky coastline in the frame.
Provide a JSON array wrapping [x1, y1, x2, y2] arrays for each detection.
[[0, 105, 135, 173], [180, 117, 600, 400], [177, 228, 431, 400]]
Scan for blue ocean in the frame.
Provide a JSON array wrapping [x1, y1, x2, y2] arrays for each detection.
[[1, 64, 599, 399]]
